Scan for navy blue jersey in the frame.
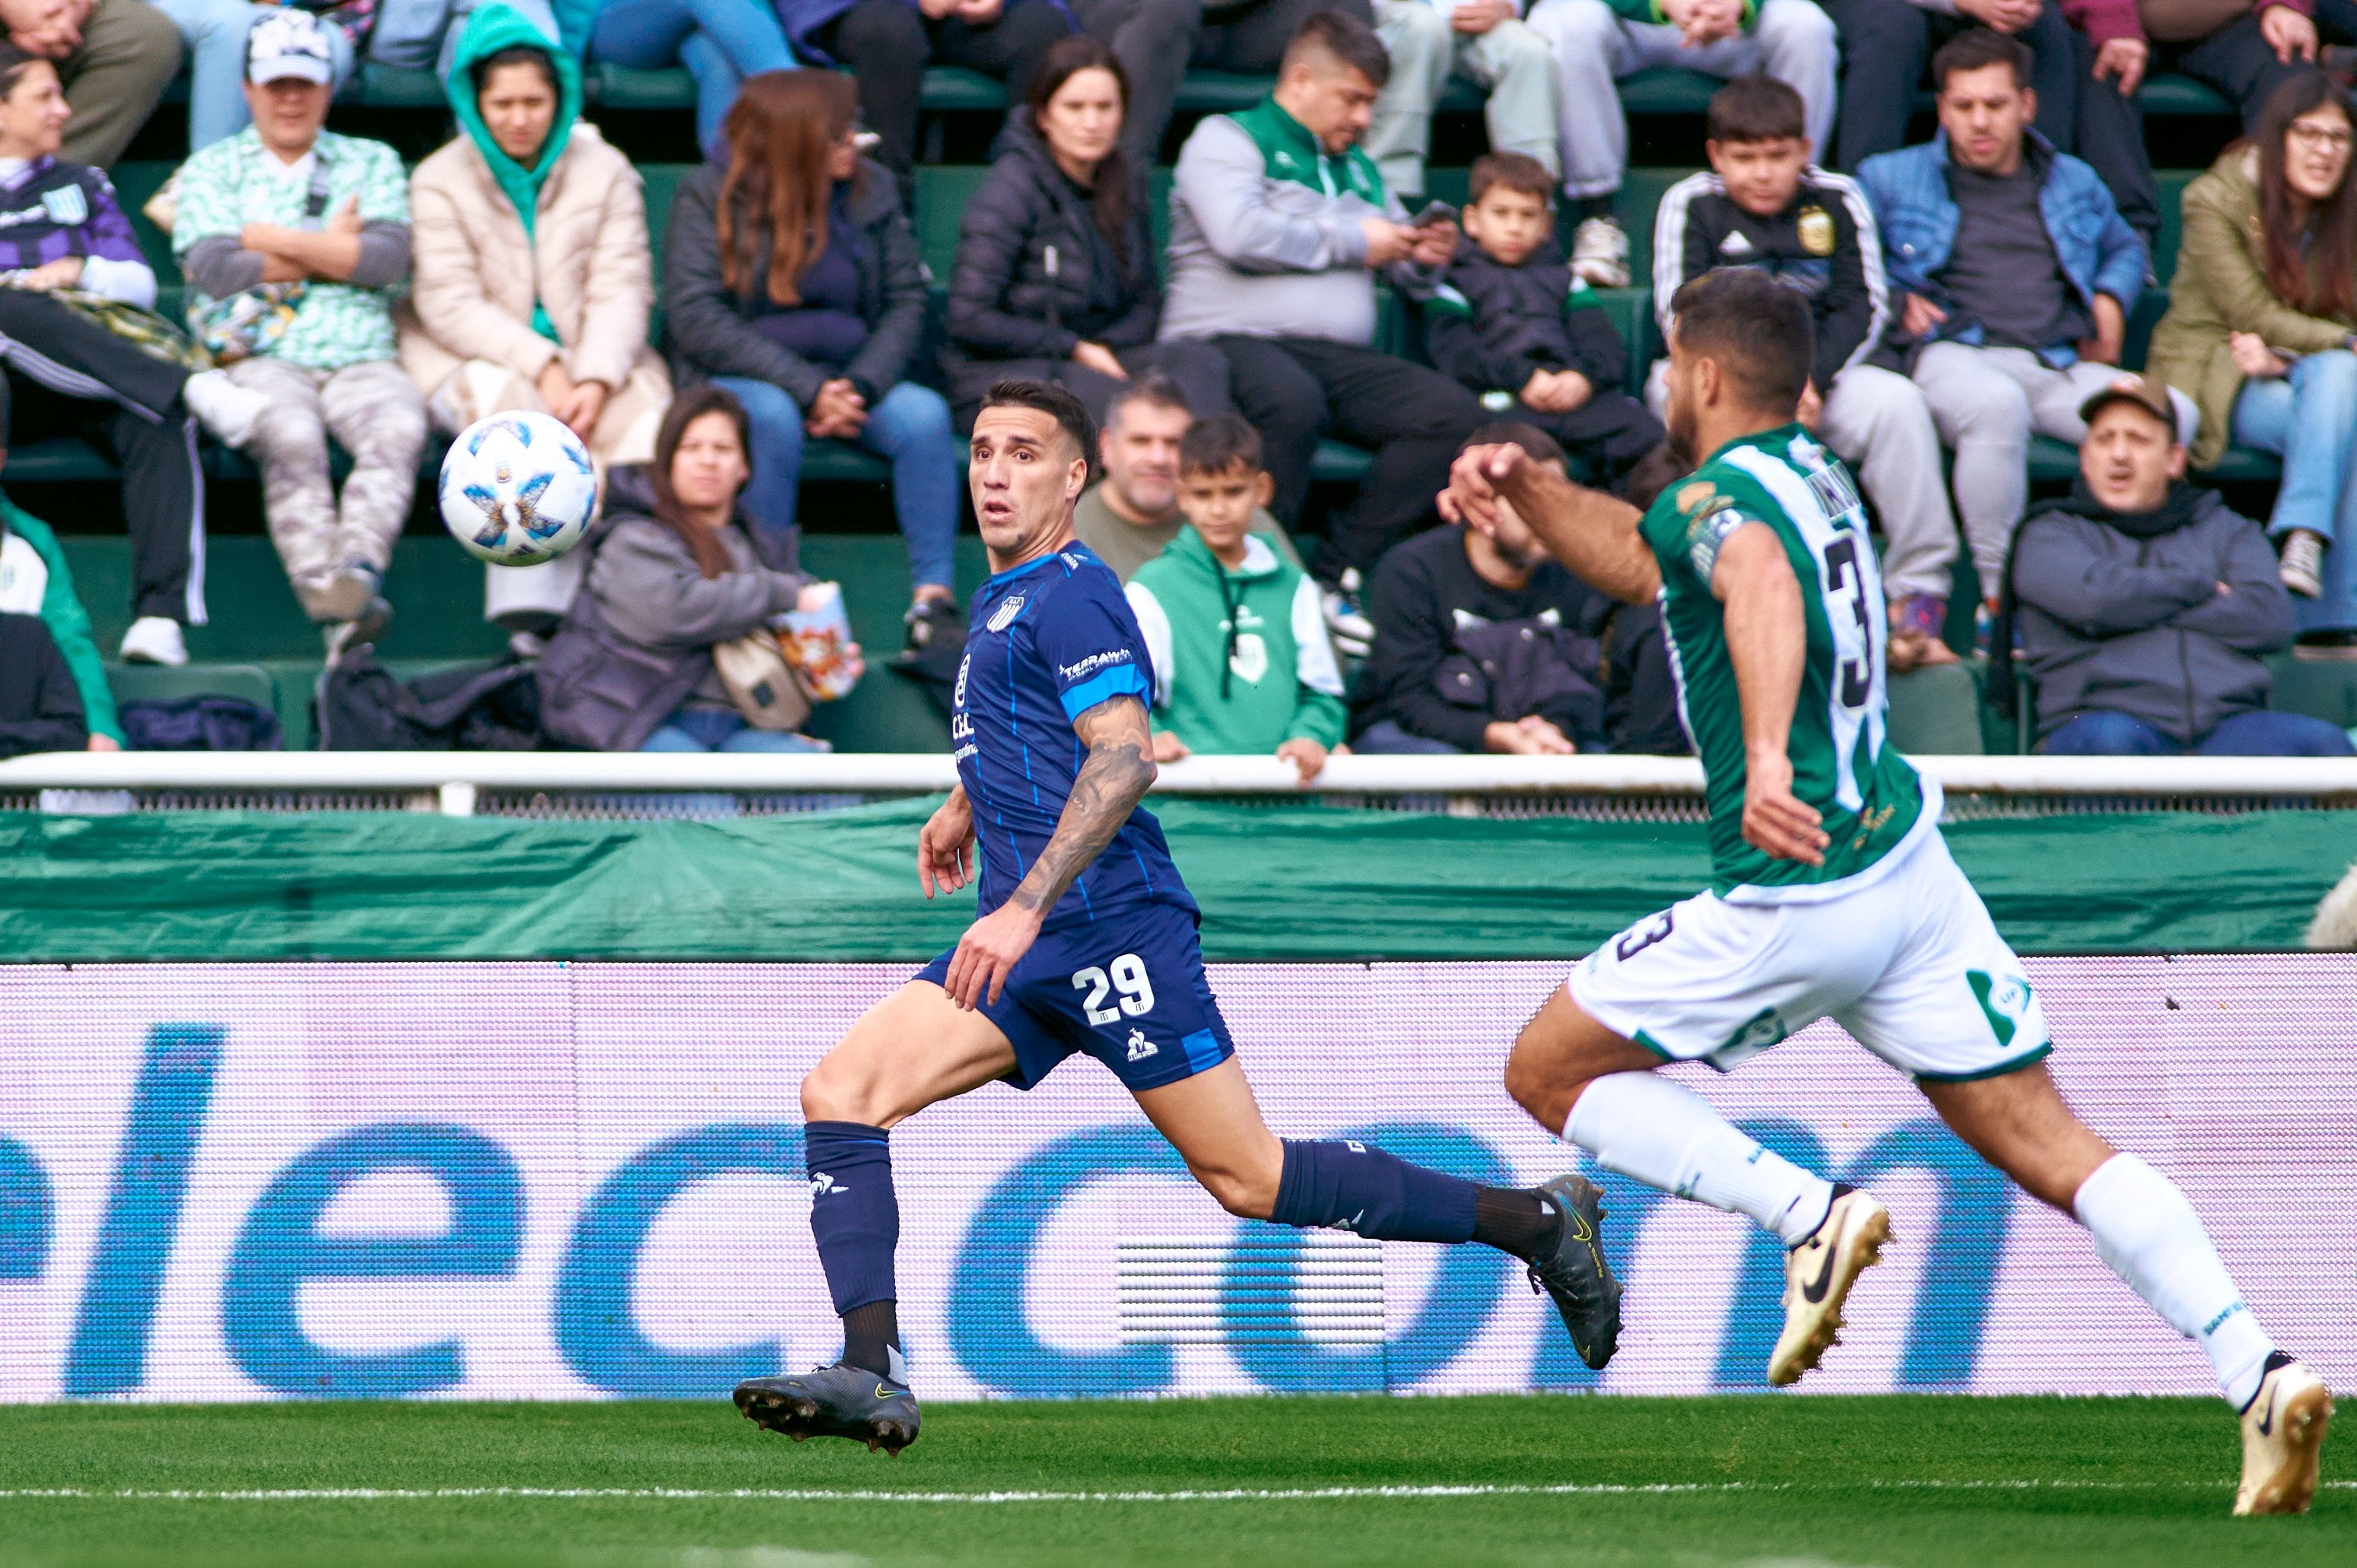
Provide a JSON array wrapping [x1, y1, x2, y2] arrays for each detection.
[[955, 542, 1196, 932]]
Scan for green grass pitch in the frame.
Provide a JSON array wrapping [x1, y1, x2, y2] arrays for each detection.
[[0, 1395, 2347, 1568]]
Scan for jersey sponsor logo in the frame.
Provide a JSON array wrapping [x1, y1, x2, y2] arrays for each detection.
[[1124, 1028, 1157, 1062], [952, 651, 970, 709], [1057, 649, 1133, 682], [1966, 970, 2034, 1047], [1796, 205, 1835, 257], [986, 595, 1026, 632], [1673, 481, 1726, 517]]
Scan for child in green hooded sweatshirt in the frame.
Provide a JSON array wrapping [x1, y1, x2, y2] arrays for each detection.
[[1124, 416, 1349, 779]]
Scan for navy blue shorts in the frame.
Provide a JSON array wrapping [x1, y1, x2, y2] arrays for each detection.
[[916, 900, 1235, 1092]]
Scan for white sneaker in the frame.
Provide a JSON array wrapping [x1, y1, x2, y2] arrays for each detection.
[[118, 615, 186, 666], [1570, 215, 1631, 289], [181, 369, 268, 449], [2236, 1353, 2333, 1516], [2281, 529, 2326, 598], [1766, 1186, 1890, 1388]]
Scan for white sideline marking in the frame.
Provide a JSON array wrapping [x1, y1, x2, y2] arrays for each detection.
[[0, 1481, 2346, 1504]]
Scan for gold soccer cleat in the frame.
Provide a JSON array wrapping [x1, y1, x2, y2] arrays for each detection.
[[1766, 1186, 1890, 1388], [2236, 1354, 2333, 1516]]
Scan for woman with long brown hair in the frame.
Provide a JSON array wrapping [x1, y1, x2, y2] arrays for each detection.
[[537, 385, 857, 753], [662, 68, 961, 649], [2149, 71, 2357, 651], [941, 34, 1230, 428]]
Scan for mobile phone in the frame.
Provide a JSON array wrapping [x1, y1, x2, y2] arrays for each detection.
[[1410, 200, 1456, 227]]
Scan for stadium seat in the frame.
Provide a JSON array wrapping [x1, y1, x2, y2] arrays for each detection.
[[1885, 661, 1984, 754], [105, 661, 280, 716], [2270, 654, 2357, 730]]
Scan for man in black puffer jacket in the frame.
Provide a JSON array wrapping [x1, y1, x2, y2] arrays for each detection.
[[1424, 153, 1663, 496], [940, 54, 1232, 430]]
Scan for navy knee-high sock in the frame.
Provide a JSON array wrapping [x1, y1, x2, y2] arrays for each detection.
[[805, 1119, 903, 1378], [1269, 1139, 1479, 1243]]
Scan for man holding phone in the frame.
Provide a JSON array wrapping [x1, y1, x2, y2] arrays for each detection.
[[1161, 8, 1489, 644]]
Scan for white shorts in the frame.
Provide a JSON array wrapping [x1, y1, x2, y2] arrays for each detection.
[[1566, 822, 2051, 1082]]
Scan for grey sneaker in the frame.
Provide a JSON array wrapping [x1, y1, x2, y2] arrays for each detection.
[[1526, 1173, 1622, 1370], [1570, 216, 1631, 289], [2282, 529, 2326, 598], [735, 1363, 921, 1455]]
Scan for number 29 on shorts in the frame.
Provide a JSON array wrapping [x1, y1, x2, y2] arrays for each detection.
[[1072, 954, 1156, 1024]]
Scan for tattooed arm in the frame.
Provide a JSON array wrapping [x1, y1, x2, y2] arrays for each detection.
[[941, 695, 1157, 1008]]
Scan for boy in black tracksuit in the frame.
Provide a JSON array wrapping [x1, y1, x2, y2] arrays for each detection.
[[1647, 74, 1962, 669], [1424, 153, 1662, 496]]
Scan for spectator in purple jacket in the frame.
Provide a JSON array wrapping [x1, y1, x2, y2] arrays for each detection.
[[0, 44, 266, 667], [775, 0, 1075, 182]]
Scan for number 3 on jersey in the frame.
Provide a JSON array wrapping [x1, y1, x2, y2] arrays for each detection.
[[1074, 954, 1155, 1024], [1820, 536, 1876, 710]]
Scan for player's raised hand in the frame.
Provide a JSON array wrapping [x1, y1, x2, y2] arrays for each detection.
[[918, 787, 976, 897], [944, 901, 1042, 1010], [1440, 442, 1527, 527], [1742, 746, 1830, 866]]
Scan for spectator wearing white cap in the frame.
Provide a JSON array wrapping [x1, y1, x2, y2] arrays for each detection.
[[170, 8, 428, 659], [152, 0, 356, 151]]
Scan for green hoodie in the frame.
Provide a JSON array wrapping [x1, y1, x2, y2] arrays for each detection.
[[1125, 525, 1347, 755], [1225, 97, 1387, 210], [0, 500, 118, 743], [446, 3, 583, 342]]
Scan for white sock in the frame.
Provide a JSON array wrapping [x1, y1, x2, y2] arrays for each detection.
[[1563, 1071, 1834, 1246], [2073, 1152, 2274, 1408]]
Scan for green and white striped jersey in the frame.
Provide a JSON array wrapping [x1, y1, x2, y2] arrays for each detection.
[[1638, 424, 1926, 897]]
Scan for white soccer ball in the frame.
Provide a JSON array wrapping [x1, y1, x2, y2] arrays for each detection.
[[438, 411, 598, 567]]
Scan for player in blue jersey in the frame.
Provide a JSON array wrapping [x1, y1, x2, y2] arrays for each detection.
[[732, 380, 1622, 1454]]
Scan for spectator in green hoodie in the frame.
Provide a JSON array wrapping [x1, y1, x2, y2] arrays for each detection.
[[0, 493, 119, 748], [1123, 414, 1348, 779]]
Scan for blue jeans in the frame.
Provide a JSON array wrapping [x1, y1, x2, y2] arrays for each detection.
[[712, 376, 961, 595], [154, 0, 354, 149], [640, 705, 827, 752], [1351, 718, 1464, 755], [2042, 708, 2356, 757], [2233, 348, 2357, 634], [589, 0, 796, 152]]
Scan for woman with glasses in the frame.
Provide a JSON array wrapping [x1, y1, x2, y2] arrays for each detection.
[[2151, 72, 2357, 653]]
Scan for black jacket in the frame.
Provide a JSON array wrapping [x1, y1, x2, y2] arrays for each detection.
[[943, 121, 1158, 372], [1652, 170, 1885, 393], [662, 158, 929, 408], [0, 610, 84, 757], [1425, 241, 1628, 398], [1352, 524, 1606, 752]]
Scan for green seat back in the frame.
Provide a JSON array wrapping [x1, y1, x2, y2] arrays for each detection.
[[1885, 662, 1984, 754], [2269, 655, 2357, 729], [106, 662, 279, 714]]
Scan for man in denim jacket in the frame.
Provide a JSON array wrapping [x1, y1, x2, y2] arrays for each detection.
[[1859, 27, 2192, 646]]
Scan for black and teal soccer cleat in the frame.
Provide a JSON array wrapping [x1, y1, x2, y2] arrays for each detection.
[[1526, 1173, 1623, 1370], [734, 1363, 922, 1455]]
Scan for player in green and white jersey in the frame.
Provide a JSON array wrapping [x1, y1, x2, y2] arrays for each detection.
[[1444, 268, 2331, 1516]]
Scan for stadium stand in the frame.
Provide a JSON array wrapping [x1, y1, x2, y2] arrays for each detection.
[[4, 43, 2346, 755]]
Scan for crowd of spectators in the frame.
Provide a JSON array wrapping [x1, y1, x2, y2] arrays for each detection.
[[0, 0, 2350, 760]]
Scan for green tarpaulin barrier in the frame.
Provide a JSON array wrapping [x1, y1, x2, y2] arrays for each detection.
[[0, 801, 2343, 960]]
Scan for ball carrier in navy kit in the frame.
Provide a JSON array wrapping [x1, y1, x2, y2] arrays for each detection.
[[733, 381, 1622, 1453]]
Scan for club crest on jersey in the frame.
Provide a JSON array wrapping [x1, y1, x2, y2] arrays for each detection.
[[41, 184, 88, 227], [1227, 630, 1269, 685], [986, 595, 1025, 632], [1796, 205, 1835, 256], [1968, 970, 2035, 1047], [1675, 481, 1728, 517]]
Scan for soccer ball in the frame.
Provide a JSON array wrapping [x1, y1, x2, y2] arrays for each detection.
[[438, 411, 598, 567]]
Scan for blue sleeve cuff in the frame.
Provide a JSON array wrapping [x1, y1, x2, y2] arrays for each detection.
[[1059, 665, 1148, 722]]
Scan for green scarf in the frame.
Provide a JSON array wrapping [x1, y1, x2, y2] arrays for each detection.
[[1225, 97, 1386, 209], [446, 2, 583, 342]]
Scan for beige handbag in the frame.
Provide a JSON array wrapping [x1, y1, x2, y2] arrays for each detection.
[[711, 629, 814, 732]]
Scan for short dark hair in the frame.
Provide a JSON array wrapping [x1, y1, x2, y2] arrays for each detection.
[[0, 42, 47, 97], [1105, 370, 1193, 429], [1931, 27, 2032, 93], [1668, 268, 1812, 413], [1463, 421, 1566, 468], [1179, 414, 1263, 477], [980, 378, 1098, 465], [470, 42, 559, 98], [1707, 75, 1806, 144], [1282, 8, 1390, 90], [1468, 151, 1555, 208]]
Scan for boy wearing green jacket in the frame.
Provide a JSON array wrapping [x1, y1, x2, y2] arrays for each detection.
[[0, 497, 120, 747], [1125, 417, 1349, 780]]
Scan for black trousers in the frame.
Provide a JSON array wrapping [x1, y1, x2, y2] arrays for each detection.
[[0, 290, 201, 624], [1213, 335, 1486, 586], [1822, 0, 2078, 170], [2073, 1, 2357, 246], [815, 0, 1076, 180], [1596, 600, 1688, 755], [944, 338, 1233, 430], [1073, 0, 1372, 161], [1496, 390, 1665, 495]]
